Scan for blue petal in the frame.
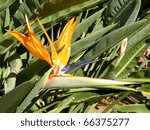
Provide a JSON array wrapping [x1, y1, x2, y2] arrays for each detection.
[[61, 59, 102, 74], [61, 64, 71, 74]]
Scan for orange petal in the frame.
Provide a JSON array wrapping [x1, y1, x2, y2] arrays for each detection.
[[25, 16, 52, 64], [7, 31, 52, 65], [7, 30, 27, 46], [56, 17, 75, 49], [25, 15, 34, 34], [58, 18, 77, 69], [36, 18, 59, 65], [29, 34, 52, 65]]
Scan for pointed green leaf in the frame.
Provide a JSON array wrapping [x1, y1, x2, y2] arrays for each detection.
[[0, 81, 35, 113], [72, 8, 105, 41], [5, 53, 22, 93], [115, 34, 150, 78], [72, 24, 116, 57], [16, 69, 51, 113], [82, 19, 145, 61], [16, 59, 48, 85]]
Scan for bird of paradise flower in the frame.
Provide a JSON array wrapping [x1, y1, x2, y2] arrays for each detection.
[[7, 15, 139, 91], [7, 15, 77, 76]]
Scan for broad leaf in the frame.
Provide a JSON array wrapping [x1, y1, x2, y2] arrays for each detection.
[[16, 69, 51, 112], [16, 59, 48, 85], [0, 81, 34, 113], [82, 19, 145, 61], [72, 24, 116, 57]]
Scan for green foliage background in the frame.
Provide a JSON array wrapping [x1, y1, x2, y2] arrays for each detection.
[[0, 0, 150, 113]]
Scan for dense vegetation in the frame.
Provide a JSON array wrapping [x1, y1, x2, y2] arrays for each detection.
[[0, 0, 150, 113]]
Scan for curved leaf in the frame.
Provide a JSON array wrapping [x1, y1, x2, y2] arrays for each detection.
[[0, 81, 34, 113], [5, 52, 22, 93], [82, 19, 145, 61], [104, 0, 141, 26], [16, 69, 51, 113], [16, 59, 48, 85]]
